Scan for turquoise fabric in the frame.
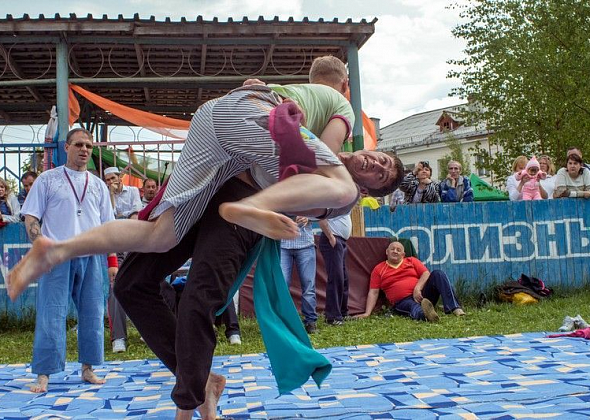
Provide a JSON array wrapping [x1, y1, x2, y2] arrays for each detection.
[[216, 237, 332, 394]]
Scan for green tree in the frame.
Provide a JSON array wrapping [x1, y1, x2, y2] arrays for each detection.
[[439, 133, 471, 176], [448, 0, 590, 180]]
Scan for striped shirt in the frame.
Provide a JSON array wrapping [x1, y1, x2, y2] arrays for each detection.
[[150, 85, 342, 241]]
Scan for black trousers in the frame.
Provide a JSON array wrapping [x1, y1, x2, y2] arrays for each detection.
[[215, 298, 240, 338], [319, 233, 349, 322], [114, 178, 260, 410]]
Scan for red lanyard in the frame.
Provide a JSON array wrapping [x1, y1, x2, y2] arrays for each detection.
[[63, 168, 89, 216]]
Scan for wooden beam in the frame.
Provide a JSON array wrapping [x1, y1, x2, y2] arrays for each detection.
[[259, 35, 277, 75], [0, 45, 46, 102], [134, 43, 151, 102], [196, 34, 207, 102], [0, 109, 11, 121]]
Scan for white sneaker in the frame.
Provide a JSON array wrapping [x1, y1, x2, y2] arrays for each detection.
[[112, 338, 126, 353], [228, 334, 242, 345]]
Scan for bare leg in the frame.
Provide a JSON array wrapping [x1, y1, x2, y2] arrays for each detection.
[[175, 408, 195, 420], [220, 166, 356, 239], [175, 372, 226, 420], [29, 374, 49, 393], [6, 236, 54, 300], [82, 364, 106, 385], [6, 208, 177, 301]]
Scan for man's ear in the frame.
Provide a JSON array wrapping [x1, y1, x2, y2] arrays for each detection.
[[359, 186, 369, 195], [341, 79, 349, 95]]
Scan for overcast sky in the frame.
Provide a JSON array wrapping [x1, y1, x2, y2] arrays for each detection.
[[4, 0, 467, 128]]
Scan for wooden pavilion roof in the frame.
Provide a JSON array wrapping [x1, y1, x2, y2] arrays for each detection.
[[0, 14, 376, 126]]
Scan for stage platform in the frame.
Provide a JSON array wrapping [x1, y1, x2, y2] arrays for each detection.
[[1, 332, 590, 419]]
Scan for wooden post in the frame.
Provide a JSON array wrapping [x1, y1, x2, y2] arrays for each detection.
[[350, 203, 365, 237]]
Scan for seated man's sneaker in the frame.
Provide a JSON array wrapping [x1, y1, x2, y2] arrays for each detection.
[[558, 315, 576, 332], [304, 322, 317, 334], [574, 315, 589, 330], [228, 334, 242, 345], [452, 308, 466, 316], [420, 298, 439, 322], [112, 338, 126, 353], [326, 319, 344, 326]]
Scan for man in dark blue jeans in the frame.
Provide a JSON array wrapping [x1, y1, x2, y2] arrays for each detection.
[[319, 215, 352, 325], [357, 241, 465, 322], [280, 217, 318, 334]]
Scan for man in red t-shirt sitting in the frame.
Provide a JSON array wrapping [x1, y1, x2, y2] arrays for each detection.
[[356, 241, 465, 322]]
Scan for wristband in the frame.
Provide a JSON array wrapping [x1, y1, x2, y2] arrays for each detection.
[[107, 255, 119, 268]]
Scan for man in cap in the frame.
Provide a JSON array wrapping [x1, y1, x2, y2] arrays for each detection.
[[103, 166, 143, 353]]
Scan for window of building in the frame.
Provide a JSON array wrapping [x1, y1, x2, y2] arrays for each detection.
[[476, 155, 489, 177]]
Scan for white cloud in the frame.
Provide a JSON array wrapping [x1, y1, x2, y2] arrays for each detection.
[[357, 6, 465, 126], [5, 0, 467, 128], [113, 0, 303, 20]]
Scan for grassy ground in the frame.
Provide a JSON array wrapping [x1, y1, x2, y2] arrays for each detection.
[[1, 289, 589, 365]]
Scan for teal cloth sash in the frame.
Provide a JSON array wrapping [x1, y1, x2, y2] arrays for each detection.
[[216, 237, 332, 394]]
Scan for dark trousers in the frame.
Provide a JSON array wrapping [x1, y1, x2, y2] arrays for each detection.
[[215, 300, 240, 338], [107, 283, 127, 342], [107, 253, 129, 342], [161, 278, 241, 339], [319, 234, 349, 322], [393, 270, 461, 320], [114, 178, 260, 410]]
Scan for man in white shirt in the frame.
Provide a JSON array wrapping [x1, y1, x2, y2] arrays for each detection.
[[20, 128, 117, 393], [103, 166, 142, 353], [103, 167, 143, 219]]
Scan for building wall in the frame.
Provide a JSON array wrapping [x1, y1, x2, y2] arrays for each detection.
[[382, 135, 499, 185]]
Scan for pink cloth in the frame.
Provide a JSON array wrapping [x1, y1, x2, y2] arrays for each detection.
[[268, 102, 317, 181], [547, 327, 590, 339], [515, 156, 547, 200]]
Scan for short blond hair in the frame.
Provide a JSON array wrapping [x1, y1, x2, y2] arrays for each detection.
[[309, 56, 347, 85], [512, 155, 528, 173]]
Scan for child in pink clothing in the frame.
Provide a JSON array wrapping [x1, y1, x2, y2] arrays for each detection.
[[515, 156, 547, 200]]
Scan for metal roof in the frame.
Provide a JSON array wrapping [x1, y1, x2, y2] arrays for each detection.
[[377, 103, 492, 151], [0, 14, 376, 125]]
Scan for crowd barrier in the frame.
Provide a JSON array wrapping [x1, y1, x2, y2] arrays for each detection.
[[2, 199, 589, 318], [363, 198, 590, 289]]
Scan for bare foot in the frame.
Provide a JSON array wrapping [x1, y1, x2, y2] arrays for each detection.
[[6, 237, 57, 301], [219, 202, 299, 240], [29, 374, 49, 393], [197, 372, 226, 420], [81, 364, 106, 385], [175, 408, 195, 420]]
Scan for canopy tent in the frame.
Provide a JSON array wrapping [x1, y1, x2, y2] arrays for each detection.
[[70, 84, 378, 149], [469, 174, 508, 201]]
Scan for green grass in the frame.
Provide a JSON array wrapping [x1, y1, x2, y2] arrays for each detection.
[[1, 289, 589, 365]]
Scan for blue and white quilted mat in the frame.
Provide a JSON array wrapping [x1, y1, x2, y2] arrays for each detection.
[[2, 332, 590, 419]]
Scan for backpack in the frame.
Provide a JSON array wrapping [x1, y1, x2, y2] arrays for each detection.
[[518, 273, 553, 298]]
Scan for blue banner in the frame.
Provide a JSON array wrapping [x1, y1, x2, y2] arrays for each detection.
[[0, 223, 109, 318], [364, 199, 590, 290]]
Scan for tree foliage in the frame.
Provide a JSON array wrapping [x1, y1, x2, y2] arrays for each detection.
[[439, 133, 471, 176], [448, 0, 590, 180]]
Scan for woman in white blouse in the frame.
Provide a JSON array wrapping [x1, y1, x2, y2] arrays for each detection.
[[539, 155, 556, 199], [506, 156, 529, 201]]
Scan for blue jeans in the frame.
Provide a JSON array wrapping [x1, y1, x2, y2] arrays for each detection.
[[280, 246, 318, 324], [33, 256, 105, 375], [393, 270, 461, 321]]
